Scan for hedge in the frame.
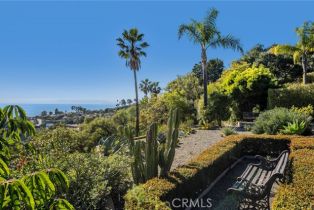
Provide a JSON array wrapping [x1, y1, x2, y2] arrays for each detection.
[[268, 84, 314, 109], [124, 135, 314, 210]]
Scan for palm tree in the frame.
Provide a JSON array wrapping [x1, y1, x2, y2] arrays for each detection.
[[178, 8, 243, 107], [150, 82, 161, 96], [270, 22, 314, 84], [117, 28, 149, 136], [139, 79, 152, 97]]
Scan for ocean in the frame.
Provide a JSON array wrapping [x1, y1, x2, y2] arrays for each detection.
[[0, 104, 114, 117]]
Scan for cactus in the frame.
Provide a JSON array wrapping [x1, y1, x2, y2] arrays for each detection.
[[144, 123, 159, 180], [159, 108, 180, 177], [129, 109, 180, 184], [129, 123, 159, 184]]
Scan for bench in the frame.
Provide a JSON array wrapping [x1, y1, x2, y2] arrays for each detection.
[[228, 150, 289, 209]]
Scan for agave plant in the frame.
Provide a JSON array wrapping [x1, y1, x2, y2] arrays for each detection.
[[281, 119, 307, 135], [98, 135, 127, 156]]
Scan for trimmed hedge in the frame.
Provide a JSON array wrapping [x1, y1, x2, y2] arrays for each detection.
[[268, 84, 314, 109], [124, 135, 314, 210]]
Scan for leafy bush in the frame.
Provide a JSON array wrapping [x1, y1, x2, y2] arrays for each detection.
[[25, 148, 132, 210], [27, 125, 132, 209], [221, 127, 237, 136], [81, 117, 117, 150], [59, 152, 132, 210], [252, 107, 311, 135], [290, 104, 314, 118], [268, 83, 314, 109], [112, 107, 136, 129], [31, 126, 84, 154], [179, 119, 195, 135], [218, 63, 277, 112]]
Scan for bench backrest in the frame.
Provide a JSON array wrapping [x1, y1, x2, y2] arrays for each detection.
[[263, 150, 289, 186]]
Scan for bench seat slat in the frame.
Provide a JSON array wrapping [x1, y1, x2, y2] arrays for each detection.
[[228, 150, 289, 201]]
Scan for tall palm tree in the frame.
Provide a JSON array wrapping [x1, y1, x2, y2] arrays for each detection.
[[117, 28, 149, 136], [139, 79, 152, 97], [178, 8, 243, 107], [270, 21, 314, 84]]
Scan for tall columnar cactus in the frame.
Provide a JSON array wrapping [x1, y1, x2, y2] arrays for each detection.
[[129, 123, 159, 184], [144, 123, 159, 180], [130, 140, 145, 184], [159, 108, 180, 177], [129, 109, 180, 184]]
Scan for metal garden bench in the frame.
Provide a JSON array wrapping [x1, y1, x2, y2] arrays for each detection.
[[227, 150, 289, 209]]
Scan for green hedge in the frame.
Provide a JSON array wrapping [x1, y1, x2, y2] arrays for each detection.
[[125, 135, 314, 209], [268, 84, 314, 109]]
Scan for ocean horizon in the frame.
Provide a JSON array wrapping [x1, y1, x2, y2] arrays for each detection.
[[0, 104, 115, 117]]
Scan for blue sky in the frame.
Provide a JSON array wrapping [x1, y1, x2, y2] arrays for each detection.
[[0, 1, 313, 104]]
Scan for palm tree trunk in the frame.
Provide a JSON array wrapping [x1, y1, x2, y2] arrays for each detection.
[[301, 55, 308, 84], [133, 70, 140, 136], [201, 47, 208, 107]]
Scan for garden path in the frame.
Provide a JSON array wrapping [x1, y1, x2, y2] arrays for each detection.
[[172, 130, 223, 170], [172, 130, 251, 170]]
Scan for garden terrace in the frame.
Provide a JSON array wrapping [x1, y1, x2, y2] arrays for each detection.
[[124, 135, 314, 209]]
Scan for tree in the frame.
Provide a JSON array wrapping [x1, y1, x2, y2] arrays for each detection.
[[127, 99, 133, 105], [239, 44, 303, 84], [120, 99, 127, 107], [41, 110, 48, 116], [192, 58, 224, 84], [117, 28, 149, 136], [149, 82, 161, 96], [166, 73, 201, 104], [219, 63, 278, 113], [0, 105, 73, 209], [178, 8, 243, 107], [139, 79, 152, 97], [270, 21, 314, 84]]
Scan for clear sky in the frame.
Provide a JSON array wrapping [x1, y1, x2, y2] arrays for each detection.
[[0, 1, 313, 104]]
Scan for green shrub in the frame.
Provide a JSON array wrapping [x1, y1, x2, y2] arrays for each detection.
[[268, 83, 314, 109], [221, 127, 237, 136], [218, 63, 278, 112], [179, 119, 195, 135], [25, 150, 132, 210], [81, 117, 117, 150], [272, 148, 314, 209], [290, 104, 314, 118], [197, 92, 231, 126], [31, 126, 84, 154], [252, 107, 311, 135], [27, 127, 132, 209]]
